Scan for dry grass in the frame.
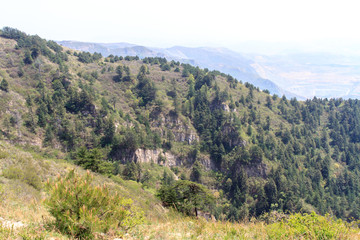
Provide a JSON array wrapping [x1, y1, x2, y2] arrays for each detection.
[[0, 140, 165, 239], [128, 212, 360, 240], [130, 213, 264, 240]]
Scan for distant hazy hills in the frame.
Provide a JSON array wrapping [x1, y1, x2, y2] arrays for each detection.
[[58, 41, 360, 99], [249, 53, 360, 99], [58, 41, 298, 98]]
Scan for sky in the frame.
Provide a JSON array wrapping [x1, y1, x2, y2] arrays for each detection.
[[2, 0, 360, 54]]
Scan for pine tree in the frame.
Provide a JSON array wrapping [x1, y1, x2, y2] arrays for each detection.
[[0, 79, 9, 92]]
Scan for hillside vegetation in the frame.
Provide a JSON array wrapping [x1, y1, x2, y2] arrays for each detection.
[[0, 141, 359, 239], [1, 27, 360, 238]]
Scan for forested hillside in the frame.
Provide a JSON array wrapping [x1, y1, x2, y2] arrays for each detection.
[[1, 27, 360, 226]]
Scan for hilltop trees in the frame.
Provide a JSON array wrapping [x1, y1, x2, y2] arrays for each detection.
[[1, 27, 68, 64], [77, 51, 102, 63]]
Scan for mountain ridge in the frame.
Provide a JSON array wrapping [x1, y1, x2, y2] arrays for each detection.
[[57, 40, 298, 99], [58, 40, 360, 100]]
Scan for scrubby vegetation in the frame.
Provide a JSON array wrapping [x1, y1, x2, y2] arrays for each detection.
[[266, 212, 357, 239], [0, 141, 158, 239], [1, 27, 360, 238], [130, 211, 360, 239], [45, 170, 144, 239]]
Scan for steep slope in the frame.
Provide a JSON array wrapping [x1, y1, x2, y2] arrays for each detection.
[[2, 27, 360, 224], [0, 140, 170, 239]]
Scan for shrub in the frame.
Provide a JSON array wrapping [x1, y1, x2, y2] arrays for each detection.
[[266, 212, 356, 239], [44, 170, 144, 239], [2, 164, 42, 190]]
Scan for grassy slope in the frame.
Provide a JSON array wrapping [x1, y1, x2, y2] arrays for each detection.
[[1, 142, 359, 239], [0, 140, 169, 239]]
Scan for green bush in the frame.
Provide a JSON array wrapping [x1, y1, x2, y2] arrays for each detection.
[[45, 170, 144, 239], [2, 164, 42, 190], [266, 212, 356, 239]]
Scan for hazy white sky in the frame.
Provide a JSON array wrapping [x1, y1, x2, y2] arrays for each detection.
[[2, 0, 360, 53]]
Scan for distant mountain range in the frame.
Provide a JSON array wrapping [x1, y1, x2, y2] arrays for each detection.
[[58, 41, 360, 99], [249, 53, 360, 99], [58, 41, 298, 99]]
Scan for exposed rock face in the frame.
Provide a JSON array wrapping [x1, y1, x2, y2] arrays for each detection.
[[221, 123, 247, 149], [198, 155, 214, 170], [133, 148, 214, 170], [152, 113, 199, 145], [221, 104, 230, 112], [173, 130, 198, 145], [134, 149, 180, 167], [127, 112, 214, 169], [245, 162, 268, 178]]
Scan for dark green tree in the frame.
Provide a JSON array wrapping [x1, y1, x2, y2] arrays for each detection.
[[190, 161, 202, 183], [101, 118, 115, 146], [123, 161, 142, 181], [0, 79, 9, 92], [113, 65, 123, 82], [265, 179, 278, 207], [161, 170, 175, 186], [157, 180, 214, 216], [75, 147, 114, 175], [136, 69, 157, 106], [24, 50, 33, 64]]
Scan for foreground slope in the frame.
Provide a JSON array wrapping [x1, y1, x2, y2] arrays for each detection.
[[0, 140, 166, 239], [0, 141, 359, 239]]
